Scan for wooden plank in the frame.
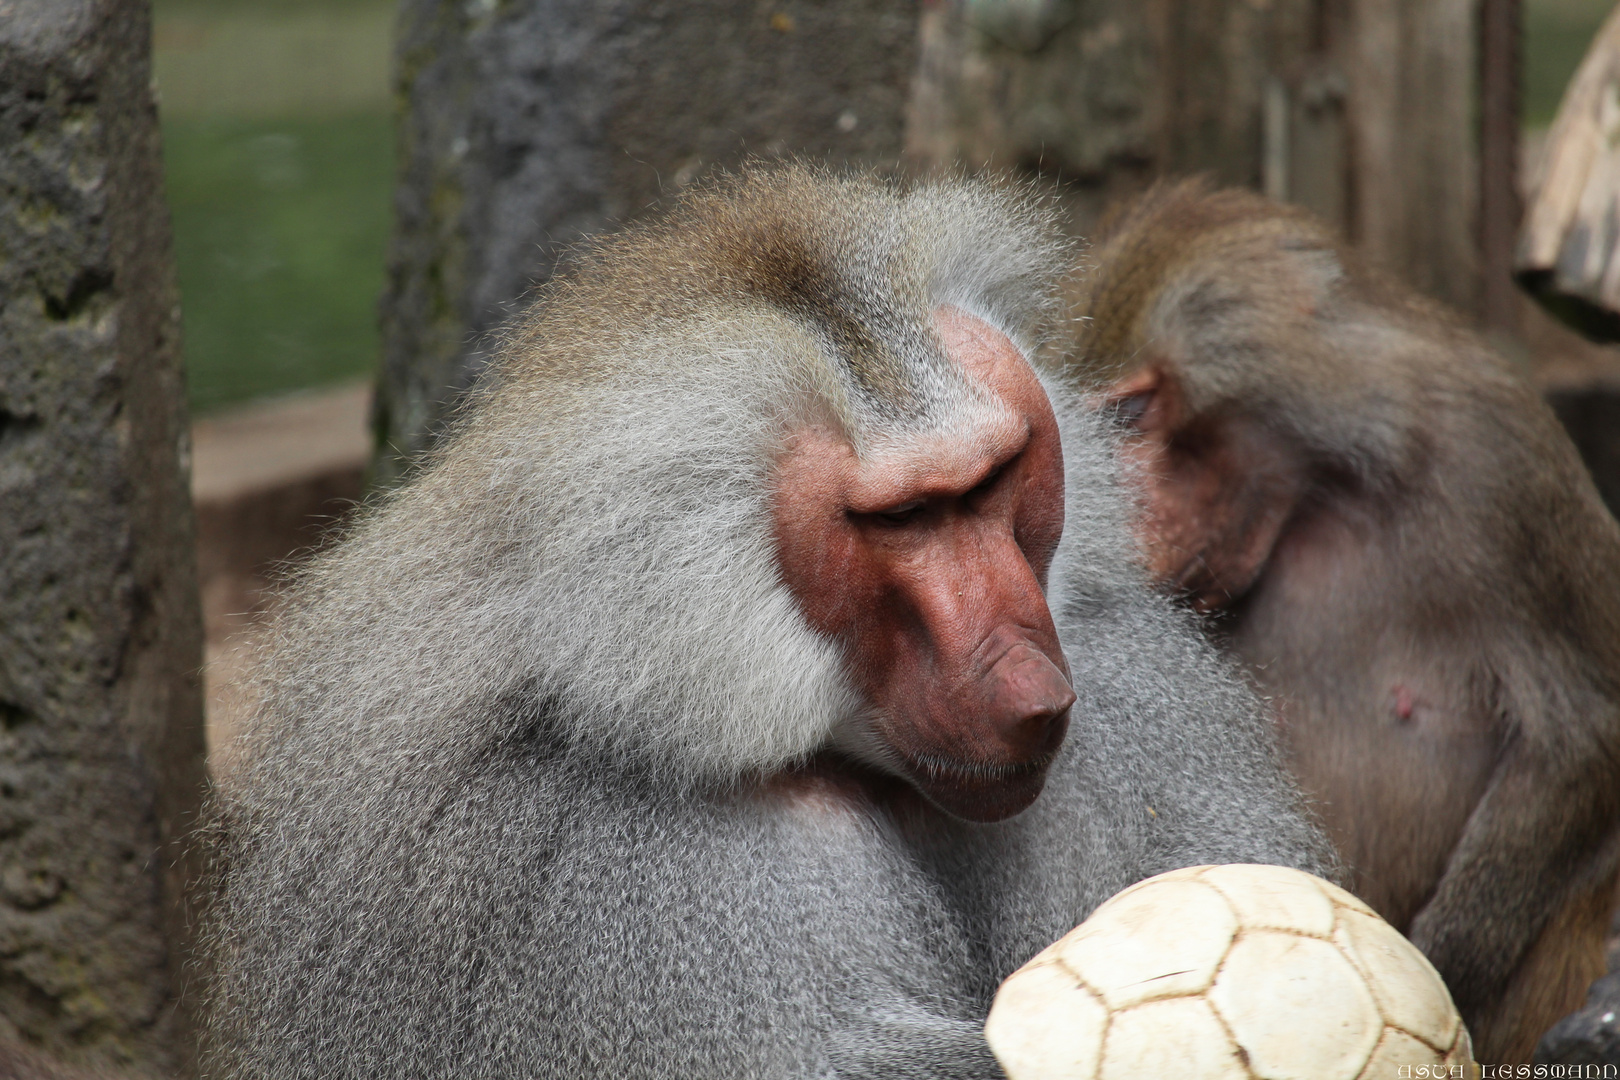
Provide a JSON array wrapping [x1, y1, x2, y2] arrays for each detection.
[[1343, 0, 1481, 314], [1479, 0, 1522, 333]]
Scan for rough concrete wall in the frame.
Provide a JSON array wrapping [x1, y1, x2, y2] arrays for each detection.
[[904, 0, 1169, 237], [905, 0, 1316, 239], [375, 0, 918, 485], [0, 0, 207, 1075]]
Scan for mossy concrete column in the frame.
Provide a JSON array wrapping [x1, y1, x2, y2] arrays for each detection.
[[0, 0, 207, 1075]]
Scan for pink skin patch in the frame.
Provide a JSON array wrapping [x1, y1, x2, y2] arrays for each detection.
[[1393, 685, 1415, 723], [771, 306, 1074, 823]]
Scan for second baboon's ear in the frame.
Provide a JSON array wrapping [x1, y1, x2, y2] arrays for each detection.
[[1105, 363, 1306, 612]]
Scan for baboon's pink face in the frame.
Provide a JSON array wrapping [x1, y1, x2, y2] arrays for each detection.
[[773, 307, 1073, 823]]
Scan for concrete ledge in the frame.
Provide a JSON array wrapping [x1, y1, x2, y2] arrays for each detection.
[[191, 381, 371, 752]]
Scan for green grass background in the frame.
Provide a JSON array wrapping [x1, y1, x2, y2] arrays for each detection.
[[156, 0, 394, 413], [164, 115, 393, 412], [158, 0, 1618, 414]]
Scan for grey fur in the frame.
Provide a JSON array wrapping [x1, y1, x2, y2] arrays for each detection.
[[202, 166, 1332, 1080]]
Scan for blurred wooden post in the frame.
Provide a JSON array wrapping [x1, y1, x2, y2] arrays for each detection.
[[1480, 0, 1522, 333], [0, 0, 207, 1074]]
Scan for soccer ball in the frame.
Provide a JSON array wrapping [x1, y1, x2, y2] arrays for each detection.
[[985, 864, 1478, 1080]]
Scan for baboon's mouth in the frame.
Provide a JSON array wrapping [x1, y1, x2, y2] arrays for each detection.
[[902, 750, 1055, 784], [898, 747, 1058, 824]]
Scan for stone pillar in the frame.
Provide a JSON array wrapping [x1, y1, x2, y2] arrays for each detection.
[[375, 0, 918, 484], [0, 0, 207, 1075]]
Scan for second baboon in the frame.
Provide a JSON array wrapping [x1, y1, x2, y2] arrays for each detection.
[[1068, 179, 1620, 1064]]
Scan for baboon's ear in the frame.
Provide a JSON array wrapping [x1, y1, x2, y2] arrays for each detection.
[[1104, 363, 1307, 612]]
